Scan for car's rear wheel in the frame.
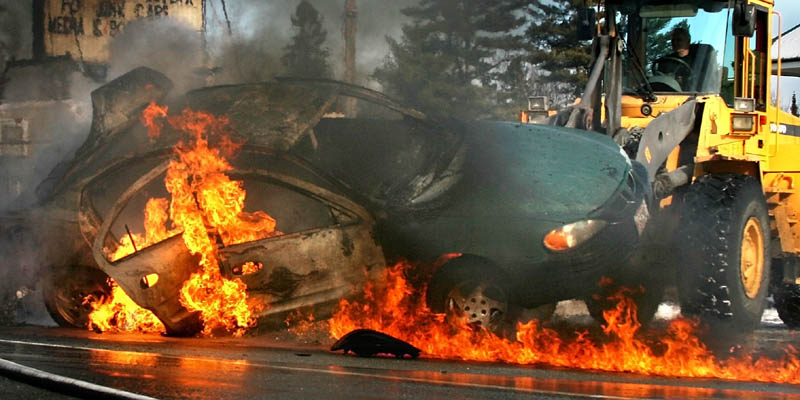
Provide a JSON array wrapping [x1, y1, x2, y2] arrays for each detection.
[[426, 255, 515, 336], [774, 283, 800, 329], [42, 265, 111, 328], [585, 277, 664, 328], [676, 174, 770, 332]]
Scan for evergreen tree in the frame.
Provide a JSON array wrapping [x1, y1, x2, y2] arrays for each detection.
[[376, 0, 599, 118], [522, 0, 592, 105], [281, 1, 331, 79], [374, 0, 527, 119]]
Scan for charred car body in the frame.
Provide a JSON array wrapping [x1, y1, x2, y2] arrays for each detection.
[[17, 67, 651, 335]]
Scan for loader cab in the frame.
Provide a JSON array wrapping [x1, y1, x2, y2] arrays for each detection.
[[619, 1, 730, 98], [615, 0, 777, 123]]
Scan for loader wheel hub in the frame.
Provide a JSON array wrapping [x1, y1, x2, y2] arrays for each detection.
[[740, 217, 765, 299]]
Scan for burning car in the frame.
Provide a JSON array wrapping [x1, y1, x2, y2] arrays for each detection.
[[28, 67, 651, 336], [34, 68, 391, 335]]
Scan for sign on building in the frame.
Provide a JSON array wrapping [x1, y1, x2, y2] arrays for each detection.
[[44, 0, 203, 63], [0, 119, 31, 158]]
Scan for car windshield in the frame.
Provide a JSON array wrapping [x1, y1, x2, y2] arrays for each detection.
[[620, 2, 731, 95]]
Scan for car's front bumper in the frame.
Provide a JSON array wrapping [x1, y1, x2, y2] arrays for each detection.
[[513, 161, 652, 305]]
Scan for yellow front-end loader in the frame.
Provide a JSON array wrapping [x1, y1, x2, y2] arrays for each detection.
[[549, 0, 800, 331]]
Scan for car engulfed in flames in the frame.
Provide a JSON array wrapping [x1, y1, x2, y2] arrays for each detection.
[[24, 66, 653, 337], [34, 68, 393, 336]]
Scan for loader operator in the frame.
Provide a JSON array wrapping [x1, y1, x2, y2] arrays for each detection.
[[653, 27, 696, 90]]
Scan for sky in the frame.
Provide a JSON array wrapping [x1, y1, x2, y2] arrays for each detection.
[[775, 0, 800, 31], [774, 0, 800, 107]]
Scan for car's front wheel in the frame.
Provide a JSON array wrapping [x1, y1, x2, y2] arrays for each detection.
[[676, 174, 770, 332], [426, 255, 515, 336], [42, 265, 111, 329]]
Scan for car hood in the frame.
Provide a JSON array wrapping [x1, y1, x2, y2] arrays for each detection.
[[461, 121, 631, 222]]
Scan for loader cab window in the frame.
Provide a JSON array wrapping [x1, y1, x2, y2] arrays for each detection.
[[621, 3, 729, 95], [721, 14, 736, 105]]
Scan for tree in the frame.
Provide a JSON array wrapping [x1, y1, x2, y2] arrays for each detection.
[[522, 0, 592, 106], [375, 0, 597, 118], [792, 91, 798, 117], [281, 1, 331, 79], [374, 0, 528, 119]]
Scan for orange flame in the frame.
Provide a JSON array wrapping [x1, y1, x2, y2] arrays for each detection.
[[106, 198, 178, 261], [240, 262, 263, 275], [89, 103, 278, 336], [285, 310, 325, 338], [164, 107, 275, 336], [329, 261, 800, 384], [87, 279, 165, 334], [141, 101, 168, 140]]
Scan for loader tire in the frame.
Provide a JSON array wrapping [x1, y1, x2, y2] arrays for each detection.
[[42, 265, 111, 329], [677, 174, 770, 332], [774, 283, 800, 329]]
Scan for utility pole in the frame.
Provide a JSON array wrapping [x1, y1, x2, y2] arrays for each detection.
[[343, 0, 357, 116]]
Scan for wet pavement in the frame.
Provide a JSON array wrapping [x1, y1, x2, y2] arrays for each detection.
[[0, 304, 797, 400]]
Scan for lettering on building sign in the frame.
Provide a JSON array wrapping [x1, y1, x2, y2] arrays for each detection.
[[48, 15, 85, 35], [93, 18, 124, 36], [93, 0, 126, 36], [44, 0, 201, 61], [49, 0, 85, 34], [134, 3, 167, 18], [60, 0, 82, 14], [96, 0, 125, 18], [135, 0, 195, 17]]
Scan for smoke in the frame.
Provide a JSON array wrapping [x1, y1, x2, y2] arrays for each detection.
[[79, 0, 422, 93], [204, 0, 418, 84], [107, 18, 207, 94], [0, 0, 420, 89], [0, 0, 32, 72], [0, 0, 422, 204], [0, 0, 421, 326]]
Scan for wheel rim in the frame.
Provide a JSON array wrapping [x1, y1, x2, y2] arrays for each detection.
[[53, 277, 108, 327], [740, 217, 765, 299], [446, 282, 507, 332]]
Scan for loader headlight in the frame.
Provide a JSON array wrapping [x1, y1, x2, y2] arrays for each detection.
[[543, 219, 607, 251], [732, 115, 755, 132], [734, 97, 756, 112]]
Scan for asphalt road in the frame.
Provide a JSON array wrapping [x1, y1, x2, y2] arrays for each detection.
[[0, 305, 797, 400]]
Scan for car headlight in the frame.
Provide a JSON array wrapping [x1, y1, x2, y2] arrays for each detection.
[[543, 219, 607, 251]]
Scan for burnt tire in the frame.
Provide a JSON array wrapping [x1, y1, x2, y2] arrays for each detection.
[[677, 174, 770, 332], [774, 283, 800, 329], [426, 255, 514, 335], [42, 265, 111, 329], [585, 278, 664, 327]]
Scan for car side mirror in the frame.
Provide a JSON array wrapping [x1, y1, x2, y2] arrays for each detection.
[[577, 7, 595, 41], [732, 2, 756, 37]]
